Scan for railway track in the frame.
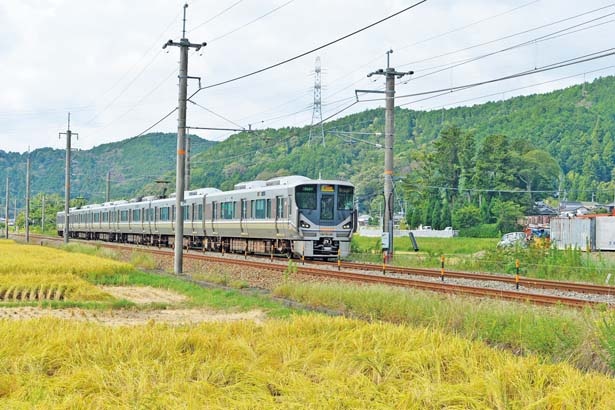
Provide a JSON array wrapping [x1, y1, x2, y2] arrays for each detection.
[[15, 233, 613, 309], [323, 260, 615, 296]]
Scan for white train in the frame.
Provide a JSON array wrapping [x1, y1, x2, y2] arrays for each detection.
[[57, 175, 356, 258]]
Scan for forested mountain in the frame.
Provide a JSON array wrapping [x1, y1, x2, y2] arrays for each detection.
[[4, 75, 615, 234], [185, 75, 615, 231], [0, 133, 216, 213]]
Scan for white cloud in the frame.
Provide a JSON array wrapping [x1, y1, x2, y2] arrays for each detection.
[[0, 0, 614, 153]]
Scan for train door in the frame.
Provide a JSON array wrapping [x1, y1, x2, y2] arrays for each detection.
[[240, 199, 248, 235], [211, 201, 218, 234], [275, 196, 285, 235]]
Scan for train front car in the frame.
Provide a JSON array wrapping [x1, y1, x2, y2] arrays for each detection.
[[293, 180, 356, 258]]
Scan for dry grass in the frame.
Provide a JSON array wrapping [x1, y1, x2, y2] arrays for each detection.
[[0, 274, 113, 302], [0, 315, 614, 408]]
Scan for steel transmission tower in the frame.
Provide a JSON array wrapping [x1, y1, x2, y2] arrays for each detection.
[[309, 57, 324, 146]]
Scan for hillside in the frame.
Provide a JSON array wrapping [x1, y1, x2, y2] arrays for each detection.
[[3, 75, 615, 229], [184, 75, 615, 226], [0, 133, 216, 209]]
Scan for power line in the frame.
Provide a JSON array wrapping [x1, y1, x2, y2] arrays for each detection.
[[208, 0, 296, 43], [135, 107, 178, 137], [133, 1, 427, 140], [188, 0, 245, 32], [415, 64, 615, 110], [187, 99, 246, 130], [357, 48, 615, 104], [190, 0, 428, 95], [404, 12, 615, 83], [322, 1, 542, 103], [398, 3, 615, 70]]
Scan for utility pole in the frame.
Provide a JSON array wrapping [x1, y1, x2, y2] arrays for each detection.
[[41, 194, 45, 232], [357, 50, 412, 262], [13, 198, 17, 233], [59, 113, 78, 244], [106, 171, 111, 202], [163, 3, 206, 274], [25, 150, 31, 243], [4, 176, 8, 239], [185, 135, 191, 191]]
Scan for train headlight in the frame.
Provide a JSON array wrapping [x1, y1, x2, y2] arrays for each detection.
[[342, 222, 351, 229], [300, 221, 311, 228]]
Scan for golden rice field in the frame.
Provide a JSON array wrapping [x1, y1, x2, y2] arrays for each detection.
[[0, 240, 128, 302], [0, 240, 132, 278], [0, 315, 614, 409]]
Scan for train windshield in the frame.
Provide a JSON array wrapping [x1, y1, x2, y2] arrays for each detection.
[[337, 186, 354, 210], [296, 184, 317, 209]]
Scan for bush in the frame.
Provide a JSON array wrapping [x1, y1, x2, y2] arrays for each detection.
[[458, 223, 499, 238]]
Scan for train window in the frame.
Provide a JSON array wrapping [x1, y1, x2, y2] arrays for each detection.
[[183, 205, 190, 221], [148, 208, 154, 222], [221, 202, 235, 219], [266, 199, 271, 218], [320, 195, 334, 220], [337, 186, 354, 210], [212, 202, 218, 221], [120, 210, 129, 222], [94, 213, 99, 223], [253, 199, 265, 219], [102, 212, 108, 223], [132, 209, 141, 222], [276, 197, 286, 218], [172, 206, 176, 220], [296, 185, 317, 210], [160, 207, 170, 221], [197, 204, 203, 221]]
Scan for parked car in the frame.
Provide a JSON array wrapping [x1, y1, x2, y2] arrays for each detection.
[[497, 232, 528, 248]]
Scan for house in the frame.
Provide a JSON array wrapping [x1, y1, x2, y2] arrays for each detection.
[[522, 201, 558, 227], [558, 201, 595, 217]]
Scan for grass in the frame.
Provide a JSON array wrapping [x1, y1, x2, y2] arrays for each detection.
[[0, 315, 614, 408], [351, 235, 615, 285], [274, 281, 611, 373], [92, 270, 292, 317]]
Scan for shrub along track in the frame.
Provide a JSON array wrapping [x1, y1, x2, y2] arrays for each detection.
[[19, 234, 613, 309]]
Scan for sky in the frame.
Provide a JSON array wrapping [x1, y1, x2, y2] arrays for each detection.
[[0, 0, 614, 154]]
